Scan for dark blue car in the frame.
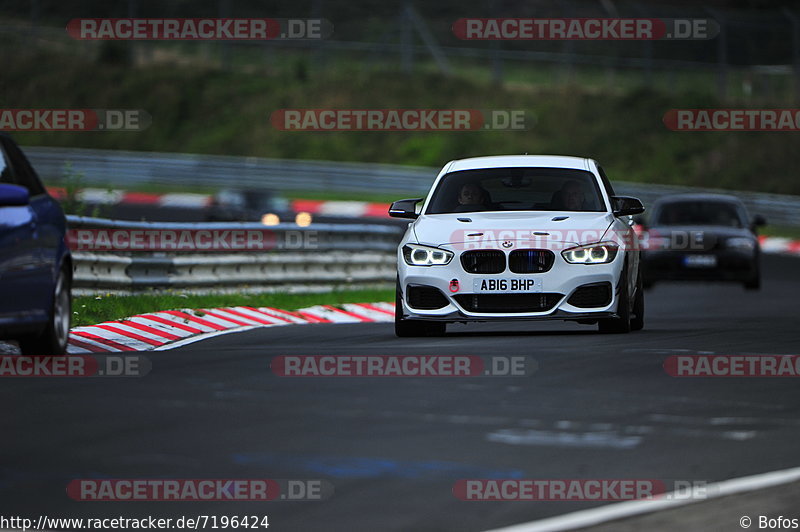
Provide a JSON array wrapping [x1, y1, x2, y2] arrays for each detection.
[[0, 134, 72, 355]]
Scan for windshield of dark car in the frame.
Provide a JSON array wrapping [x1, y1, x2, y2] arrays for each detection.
[[217, 190, 289, 212], [654, 201, 745, 228], [424, 167, 606, 214]]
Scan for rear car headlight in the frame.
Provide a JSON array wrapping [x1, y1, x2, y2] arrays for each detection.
[[726, 237, 755, 250], [562, 242, 619, 264], [261, 213, 280, 225], [295, 211, 312, 227], [402, 244, 454, 266]]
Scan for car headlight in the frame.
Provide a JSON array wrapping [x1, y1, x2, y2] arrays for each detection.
[[402, 244, 454, 266], [562, 242, 619, 264], [726, 237, 755, 250], [261, 213, 280, 225], [295, 211, 313, 227]]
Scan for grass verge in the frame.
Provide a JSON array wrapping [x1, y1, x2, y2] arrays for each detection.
[[761, 225, 800, 240], [11, 48, 800, 196], [72, 289, 394, 327]]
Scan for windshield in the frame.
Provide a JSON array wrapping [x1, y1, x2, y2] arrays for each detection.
[[654, 201, 745, 228], [217, 190, 289, 212], [243, 191, 289, 212], [425, 167, 606, 214]]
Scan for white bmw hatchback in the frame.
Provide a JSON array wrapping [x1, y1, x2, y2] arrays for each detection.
[[390, 155, 646, 337]]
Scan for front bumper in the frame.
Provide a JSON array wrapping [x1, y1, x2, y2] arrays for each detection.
[[642, 249, 757, 282], [398, 249, 625, 322]]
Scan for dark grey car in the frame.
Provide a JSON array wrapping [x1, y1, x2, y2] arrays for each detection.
[[639, 194, 765, 290]]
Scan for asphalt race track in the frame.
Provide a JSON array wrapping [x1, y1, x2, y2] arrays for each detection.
[[2, 254, 799, 531]]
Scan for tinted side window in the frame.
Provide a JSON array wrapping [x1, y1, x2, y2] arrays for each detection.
[[0, 143, 20, 186], [1, 138, 45, 195], [596, 165, 616, 197]]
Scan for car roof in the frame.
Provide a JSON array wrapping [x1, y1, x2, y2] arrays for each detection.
[[653, 193, 745, 205], [447, 155, 591, 172]]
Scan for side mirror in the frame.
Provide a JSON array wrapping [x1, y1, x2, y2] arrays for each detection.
[[752, 214, 767, 227], [388, 198, 423, 219], [0, 183, 30, 207], [611, 196, 645, 217]]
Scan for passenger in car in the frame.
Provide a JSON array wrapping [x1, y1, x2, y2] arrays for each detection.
[[551, 180, 587, 210]]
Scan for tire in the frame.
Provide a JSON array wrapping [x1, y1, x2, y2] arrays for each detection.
[[19, 265, 72, 356], [630, 269, 645, 331], [598, 264, 632, 334], [744, 268, 761, 291], [394, 280, 446, 338]]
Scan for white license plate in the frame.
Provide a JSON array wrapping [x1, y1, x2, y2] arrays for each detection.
[[684, 255, 717, 268], [473, 278, 543, 293]]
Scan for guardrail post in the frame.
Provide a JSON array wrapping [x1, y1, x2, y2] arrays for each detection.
[[707, 8, 728, 100], [400, 3, 413, 73], [784, 8, 800, 103]]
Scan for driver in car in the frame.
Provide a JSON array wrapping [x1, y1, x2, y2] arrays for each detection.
[[457, 183, 488, 209]]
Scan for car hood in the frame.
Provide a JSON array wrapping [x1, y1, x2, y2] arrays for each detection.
[[412, 211, 616, 248]]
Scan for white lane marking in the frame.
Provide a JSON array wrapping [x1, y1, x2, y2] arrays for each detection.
[[153, 326, 258, 351], [149, 311, 218, 333], [256, 307, 309, 323], [158, 193, 210, 207], [341, 303, 394, 321], [230, 306, 287, 324], [299, 305, 362, 323], [482, 465, 800, 532], [187, 311, 243, 329], [73, 326, 152, 350], [648, 413, 797, 428], [66, 343, 93, 354], [67, 334, 123, 352], [68, 333, 120, 352], [371, 302, 396, 313], [723, 431, 757, 441], [486, 428, 643, 450], [97, 321, 172, 343], [125, 316, 194, 338], [202, 308, 266, 326], [68, 303, 387, 353], [78, 188, 124, 204], [317, 201, 368, 216], [761, 237, 792, 252]]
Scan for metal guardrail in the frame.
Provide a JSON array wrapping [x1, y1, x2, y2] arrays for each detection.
[[33, 147, 800, 226], [28, 146, 434, 194], [68, 216, 404, 290]]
